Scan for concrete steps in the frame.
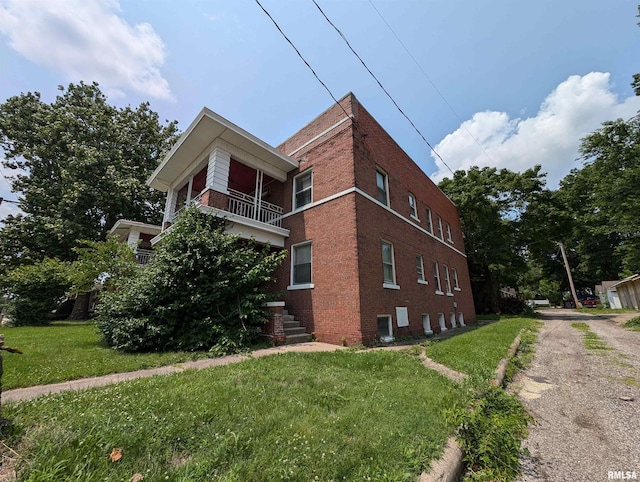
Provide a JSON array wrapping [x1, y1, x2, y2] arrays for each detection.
[[283, 310, 312, 344]]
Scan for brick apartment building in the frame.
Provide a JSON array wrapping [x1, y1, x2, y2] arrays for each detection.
[[147, 93, 476, 346]]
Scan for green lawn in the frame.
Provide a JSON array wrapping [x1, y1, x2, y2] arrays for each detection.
[[425, 317, 541, 378], [5, 350, 462, 481], [1, 322, 212, 390], [1, 318, 533, 481]]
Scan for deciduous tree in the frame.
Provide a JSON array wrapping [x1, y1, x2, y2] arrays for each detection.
[[0, 82, 178, 270]]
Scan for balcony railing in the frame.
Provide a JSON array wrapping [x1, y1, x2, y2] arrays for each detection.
[[135, 248, 155, 266], [170, 189, 283, 228], [227, 188, 283, 227], [171, 192, 204, 222]]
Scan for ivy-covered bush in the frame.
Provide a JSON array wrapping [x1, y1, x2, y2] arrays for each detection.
[[2, 258, 71, 326], [96, 208, 287, 353]]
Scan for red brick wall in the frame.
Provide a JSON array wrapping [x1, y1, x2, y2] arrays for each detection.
[[274, 99, 362, 345], [272, 93, 475, 345], [352, 101, 475, 343]]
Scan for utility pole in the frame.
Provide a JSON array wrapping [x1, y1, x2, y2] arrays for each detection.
[[558, 242, 580, 309]]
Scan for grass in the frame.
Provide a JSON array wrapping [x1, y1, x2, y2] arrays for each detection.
[[425, 317, 541, 378], [571, 322, 612, 351], [576, 306, 636, 314], [0, 322, 215, 390], [4, 350, 463, 481], [624, 316, 640, 331]]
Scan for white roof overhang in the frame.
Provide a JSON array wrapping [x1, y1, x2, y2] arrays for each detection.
[[148, 108, 299, 192]]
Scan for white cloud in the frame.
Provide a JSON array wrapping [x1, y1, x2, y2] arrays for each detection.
[[431, 72, 640, 188], [0, 0, 172, 100]]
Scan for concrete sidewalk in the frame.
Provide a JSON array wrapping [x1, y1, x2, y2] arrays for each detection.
[[2, 342, 347, 403], [2, 323, 481, 403]]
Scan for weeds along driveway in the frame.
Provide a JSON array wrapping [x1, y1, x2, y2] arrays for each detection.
[[514, 309, 640, 481]]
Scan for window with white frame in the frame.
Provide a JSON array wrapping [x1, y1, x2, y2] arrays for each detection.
[[433, 260, 443, 293], [452, 267, 460, 290], [445, 222, 453, 243], [422, 314, 433, 335], [416, 255, 427, 284], [377, 315, 393, 342], [291, 242, 312, 287], [381, 241, 398, 288], [437, 216, 444, 239], [408, 193, 418, 219], [293, 170, 312, 209], [376, 169, 389, 206], [444, 264, 452, 294], [425, 207, 433, 234]]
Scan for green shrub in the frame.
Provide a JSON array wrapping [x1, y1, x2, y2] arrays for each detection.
[[624, 316, 640, 328], [450, 383, 531, 481], [2, 258, 71, 326], [96, 208, 286, 352]]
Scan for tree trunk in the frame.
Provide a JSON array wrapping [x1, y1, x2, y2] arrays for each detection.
[[68, 292, 90, 320]]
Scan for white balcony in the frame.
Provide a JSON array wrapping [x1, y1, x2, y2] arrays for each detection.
[[135, 248, 155, 266], [226, 189, 283, 227]]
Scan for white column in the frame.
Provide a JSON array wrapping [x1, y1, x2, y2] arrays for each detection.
[[164, 188, 177, 226], [126, 230, 141, 247], [206, 147, 231, 194]]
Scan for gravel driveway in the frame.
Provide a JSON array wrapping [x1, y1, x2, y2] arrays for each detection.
[[514, 309, 640, 482]]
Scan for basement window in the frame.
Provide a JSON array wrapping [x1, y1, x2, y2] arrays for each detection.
[[377, 315, 394, 342]]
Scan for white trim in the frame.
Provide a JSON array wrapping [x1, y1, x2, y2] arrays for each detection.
[[280, 186, 467, 257], [447, 293, 454, 297], [418, 280, 429, 285], [422, 314, 433, 335], [416, 254, 426, 283], [454, 287, 462, 292], [408, 193, 419, 221], [435, 290, 444, 296], [280, 187, 356, 219], [383, 282, 401, 290], [287, 283, 315, 290], [354, 188, 467, 257], [287, 115, 354, 157], [381, 239, 397, 286], [290, 240, 313, 287], [377, 314, 394, 343], [375, 167, 390, 206], [263, 301, 285, 307], [293, 169, 313, 211], [438, 313, 447, 332]]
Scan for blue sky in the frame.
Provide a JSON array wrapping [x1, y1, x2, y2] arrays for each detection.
[[1, 0, 639, 221]]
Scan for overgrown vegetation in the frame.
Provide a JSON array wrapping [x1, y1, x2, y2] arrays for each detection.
[[4, 351, 462, 481], [0, 238, 138, 326], [430, 318, 539, 481], [97, 208, 286, 353], [571, 322, 612, 350], [450, 383, 532, 482], [1, 258, 71, 326], [624, 316, 640, 330], [504, 328, 537, 384]]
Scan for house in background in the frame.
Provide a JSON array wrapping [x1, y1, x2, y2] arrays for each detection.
[[606, 275, 640, 310], [147, 93, 476, 345], [108, 219, 161, 265]]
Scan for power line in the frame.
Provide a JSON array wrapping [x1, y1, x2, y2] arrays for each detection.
[[367, 0, 497, 169], [311, 0, 454, 175], [253, 0, 351, 120]]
